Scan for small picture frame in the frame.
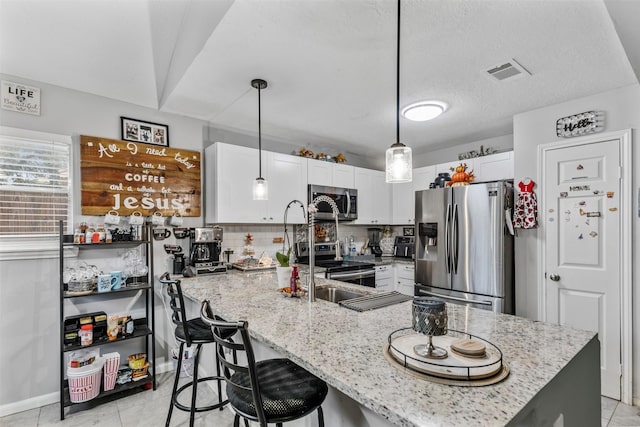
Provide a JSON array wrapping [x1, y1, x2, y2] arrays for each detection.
[[403, 227, 414, 236], [121, 116, 169, 147]]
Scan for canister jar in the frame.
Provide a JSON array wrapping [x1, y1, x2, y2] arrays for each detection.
[[80, 324, 93, 346]]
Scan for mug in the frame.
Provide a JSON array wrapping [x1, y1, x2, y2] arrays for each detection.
[[151, 211, 165, 226], [153, 228, 171, 240], [169, 213, 183, 227], [110, 271, 126, 290], [97, 274, 113, 292], [128, 210, 144, 226]]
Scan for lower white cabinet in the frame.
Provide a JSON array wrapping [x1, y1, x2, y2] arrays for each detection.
[[375, 264, 394, 291], [375, 262, 414, 295], [395, 263, 415, 296]]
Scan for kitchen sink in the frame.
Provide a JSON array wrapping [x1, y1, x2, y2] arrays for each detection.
[[315, 286, 367, 303]]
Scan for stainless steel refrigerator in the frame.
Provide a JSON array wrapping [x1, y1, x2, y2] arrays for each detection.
[[414, 181, 514, 314]]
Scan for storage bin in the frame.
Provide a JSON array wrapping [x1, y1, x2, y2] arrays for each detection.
[[67, 358, 104, 403], [102, 352, 120, 391]]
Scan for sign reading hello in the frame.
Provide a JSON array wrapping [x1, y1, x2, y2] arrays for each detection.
[[80, 135, 201, 216]]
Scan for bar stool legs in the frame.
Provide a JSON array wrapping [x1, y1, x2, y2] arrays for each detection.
[[166, 342, 228, 427]]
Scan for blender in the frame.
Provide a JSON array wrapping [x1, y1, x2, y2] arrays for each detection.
[[367, 228, 383, 257]]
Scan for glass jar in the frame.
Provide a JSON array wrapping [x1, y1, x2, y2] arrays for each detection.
[[79, 324, 93, 346], [85, 224, 95, 244], [96, 224, 106, 243]]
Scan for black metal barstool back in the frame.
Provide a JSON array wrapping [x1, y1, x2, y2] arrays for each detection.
[[160, 273, 230, 427], [201, 300, 328, 427]]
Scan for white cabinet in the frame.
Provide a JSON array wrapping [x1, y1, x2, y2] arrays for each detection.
[[375, 264, 394, 291], [413, 166, 436, 192], [206, 143, 307, 223], [395, 263, 415, 296], [472, 151, 513, 182], [391, 166, 435, 224], [354, 167, 391, 225], [267, 152, 308, 224], [307, 160, 354, 188]]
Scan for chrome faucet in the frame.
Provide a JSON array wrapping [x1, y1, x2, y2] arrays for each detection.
[[308, 195, 341, 302], [282, 199, 306, 264]]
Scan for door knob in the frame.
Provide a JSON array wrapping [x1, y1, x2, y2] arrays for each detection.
[[549, 274, 560, 281]]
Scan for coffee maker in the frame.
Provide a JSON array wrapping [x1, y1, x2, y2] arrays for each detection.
[[189, 226, 226, 274], [367, 228, 383, 257]]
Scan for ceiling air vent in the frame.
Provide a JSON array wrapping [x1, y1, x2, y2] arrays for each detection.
[[486, 59, 530, 81]]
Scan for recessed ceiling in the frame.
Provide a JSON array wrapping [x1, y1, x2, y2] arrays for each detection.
[[1, 0, 637, 159]]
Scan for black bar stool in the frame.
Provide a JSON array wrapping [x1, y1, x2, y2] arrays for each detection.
[[200, 300, 328, 427], [160, 273, 235, 427]]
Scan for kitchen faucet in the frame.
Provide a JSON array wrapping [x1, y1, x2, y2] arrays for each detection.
[[308, 195, 342, 302], [282, 199, 306, 264]]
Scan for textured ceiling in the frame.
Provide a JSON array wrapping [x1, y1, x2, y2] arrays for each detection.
[[1, 0, 638, 158]]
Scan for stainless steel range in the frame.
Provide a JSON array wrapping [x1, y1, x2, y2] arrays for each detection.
[[294, 242, 376, 287]]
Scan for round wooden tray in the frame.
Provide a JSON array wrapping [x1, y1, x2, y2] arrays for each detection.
[[385, 329, 509, 386]]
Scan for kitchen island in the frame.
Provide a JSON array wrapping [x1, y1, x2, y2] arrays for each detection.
[[177, 269, 600, 427]]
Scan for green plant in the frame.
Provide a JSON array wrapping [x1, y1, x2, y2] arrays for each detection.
[[275, 247, 292, 267]]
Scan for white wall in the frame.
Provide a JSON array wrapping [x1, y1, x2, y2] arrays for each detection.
[[0, 73, 209, 415], [413, 134, 514, 167], [512, 83, 640, 402]]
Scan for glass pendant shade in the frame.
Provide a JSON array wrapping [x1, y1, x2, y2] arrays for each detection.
[[386, 142, 412, 183], [253, 177, 268, 200]]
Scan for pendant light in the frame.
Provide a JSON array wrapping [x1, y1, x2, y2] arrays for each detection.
[[252, 78, 268, 200], [385, 0, 412, 183]]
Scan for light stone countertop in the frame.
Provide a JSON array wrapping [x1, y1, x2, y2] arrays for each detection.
[[178, 270, 597, 427]]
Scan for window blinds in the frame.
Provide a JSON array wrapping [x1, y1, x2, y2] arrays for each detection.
[[0, 135, 71, 235]]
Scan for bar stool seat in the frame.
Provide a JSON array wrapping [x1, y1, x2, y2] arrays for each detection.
[[227, 358, 327, 422], [160, 273, 234, 427], [200, 300, 328, 427]]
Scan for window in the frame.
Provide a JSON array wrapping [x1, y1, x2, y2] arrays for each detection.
[[0, 127, 72, 258]]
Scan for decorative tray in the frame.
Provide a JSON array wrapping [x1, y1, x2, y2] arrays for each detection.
[[232, 263, 277, 271], [277, 287, 307, 298]]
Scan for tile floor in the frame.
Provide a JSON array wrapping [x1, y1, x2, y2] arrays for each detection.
[[1, 373, 639, 426]]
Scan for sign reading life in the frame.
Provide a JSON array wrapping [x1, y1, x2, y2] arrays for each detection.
[[80, 135, 201, 216]]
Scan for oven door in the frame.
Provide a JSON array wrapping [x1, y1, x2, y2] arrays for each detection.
[[326, 269, 375, 287], [414, 284, 507, 313]]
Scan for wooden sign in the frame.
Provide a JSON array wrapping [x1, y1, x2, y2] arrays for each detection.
[[80, 135, 201, 216]]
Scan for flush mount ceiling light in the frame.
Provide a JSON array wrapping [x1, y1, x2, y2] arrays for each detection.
[[385, 0, 412, 184], [252, 78, 268, 200], [402, 101, 448, 122]]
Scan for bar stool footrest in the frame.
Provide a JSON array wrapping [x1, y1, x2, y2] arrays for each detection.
[[173, 376, 229, 413]]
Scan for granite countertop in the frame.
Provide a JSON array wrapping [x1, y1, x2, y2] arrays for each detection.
[[178, 270, 596, 427]]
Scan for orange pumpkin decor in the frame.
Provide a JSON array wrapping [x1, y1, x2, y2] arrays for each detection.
[[447, 163, 475, 186]]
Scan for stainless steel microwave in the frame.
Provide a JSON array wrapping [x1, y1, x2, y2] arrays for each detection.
[[308, 184, 357, 221]]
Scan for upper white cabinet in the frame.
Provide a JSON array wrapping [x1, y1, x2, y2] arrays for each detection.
[[472, 151, 513, 182], [354, 167, 391, 225], [267, 152, 308, 224], [391, 166, 435, 224], [205, 143, 307, 224], [307, 160, 355, 188]]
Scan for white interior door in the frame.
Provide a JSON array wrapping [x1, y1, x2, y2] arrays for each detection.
[[543, 139, 621, 399]]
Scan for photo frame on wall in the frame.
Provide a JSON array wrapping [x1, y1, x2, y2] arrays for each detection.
[[403, 227, 414, 236], [120, 116, 169, 147]]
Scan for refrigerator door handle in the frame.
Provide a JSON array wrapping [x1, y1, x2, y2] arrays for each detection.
[[445, 203, 452, 273], [452, 203, 459, 274], [415, 288, 493, 306]]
